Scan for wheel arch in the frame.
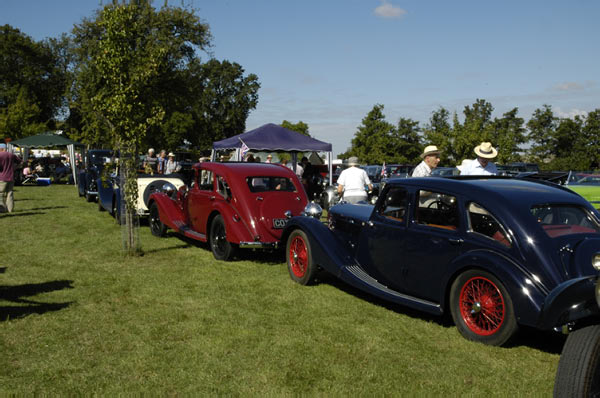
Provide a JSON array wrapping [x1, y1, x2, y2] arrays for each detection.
[[440, 251, 546, 328]]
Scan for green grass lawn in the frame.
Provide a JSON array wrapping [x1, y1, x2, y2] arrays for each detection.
[[1, 184, 562, 394]]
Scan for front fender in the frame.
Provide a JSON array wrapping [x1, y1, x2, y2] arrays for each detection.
[[283, 216, 359, 277], [149, 192, 185, 230], [537, 275, 600, 330]]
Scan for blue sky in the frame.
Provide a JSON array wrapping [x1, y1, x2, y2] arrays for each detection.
[[2, 0, 599, 156]]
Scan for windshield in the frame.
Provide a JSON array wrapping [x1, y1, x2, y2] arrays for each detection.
[[247, 177, 297, 193], [530, 204, 600, 238]]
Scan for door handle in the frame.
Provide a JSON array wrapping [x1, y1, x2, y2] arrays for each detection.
[[448, 238, 464, 245]]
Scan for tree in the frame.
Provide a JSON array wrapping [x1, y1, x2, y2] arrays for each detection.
[[389, 117, 422, 164], [73, 2, 212, 254], [281, 120, 310, 136], [527, 105, 558, 165], [452, 99, 495, 163], [342, 104, 395, 164], [0, 25, 67, 139], [69, 2, 213, 149], [423, 107, 455, 164], [184, 59, 259, 149], [581, 109, 600, 169], [491, 108, 526, 164]]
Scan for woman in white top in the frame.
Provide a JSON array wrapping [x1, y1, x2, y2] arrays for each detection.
[[336, 156, 372, 204]]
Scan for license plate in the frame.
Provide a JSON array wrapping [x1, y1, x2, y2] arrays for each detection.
[[273, 218, 288, 229]]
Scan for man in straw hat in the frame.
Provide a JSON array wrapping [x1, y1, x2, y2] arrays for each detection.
[[411, 145, 441, 177], [337, 156, 372, 204], [460, 142, 498, 175]]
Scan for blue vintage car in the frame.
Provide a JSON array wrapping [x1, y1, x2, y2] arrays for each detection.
[[283, 176, 600, 346], [78, 149, 113, 202]]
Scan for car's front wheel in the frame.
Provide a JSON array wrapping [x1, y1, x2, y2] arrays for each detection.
[[286, 229, 317, 285], [149, 202, 167, 237], [209, 214, 235, 261], [449, 269, 517, 346], [113, 198, 121, 225], [554, 324, 600, 396]]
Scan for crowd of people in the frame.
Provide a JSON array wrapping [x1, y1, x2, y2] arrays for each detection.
[[336, 141, 500, 202], [142, 148, 182, 175]]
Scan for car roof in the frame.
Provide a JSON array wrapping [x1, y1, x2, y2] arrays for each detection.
[[388, 176, 588, 208], [194, 161, 297, 178]]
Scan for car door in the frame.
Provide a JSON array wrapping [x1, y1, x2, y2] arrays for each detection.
[[364, 186, 464, 303], [186, 169, 214, 235]]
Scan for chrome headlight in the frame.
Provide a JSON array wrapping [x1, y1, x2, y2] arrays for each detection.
[[302, 202, 323, 219], [593, 253, 600, 271], [162, 183, 176, 197]]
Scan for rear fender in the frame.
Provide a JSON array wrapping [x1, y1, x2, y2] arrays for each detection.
[[206, 203, 254, 245], [441, 250, 547, 327], [149, 193, 185, 230]]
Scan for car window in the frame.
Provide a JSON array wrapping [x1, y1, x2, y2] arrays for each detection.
[[197, 170, 213, 191], [216, 175, 230, 198], [531, 205, 600, 238], [416, 190, 459, 230], [467, 202, 511, 247], [379, 186, 408, 222], [246, 177, 297, 193]]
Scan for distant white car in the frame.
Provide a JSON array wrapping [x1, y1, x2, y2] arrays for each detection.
[[97, 171, 186, 222]]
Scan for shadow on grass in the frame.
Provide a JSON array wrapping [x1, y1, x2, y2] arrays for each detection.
[[0, 267, 6, 274], [0, 211, 45, 218], [310, 271, 566, 354], [27, 206, 68, 211], [0, 279, 74, 322]]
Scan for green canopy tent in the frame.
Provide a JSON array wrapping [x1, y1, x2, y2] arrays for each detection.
[[10, 132, 85, 184]]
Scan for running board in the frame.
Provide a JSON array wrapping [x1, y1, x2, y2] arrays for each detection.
[[173, 220, 206, 241], [342, 264, 442, 315]]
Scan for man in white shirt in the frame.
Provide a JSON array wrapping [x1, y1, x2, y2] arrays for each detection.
[[411, 145, 441, 177], [337, 156, 372, 204], [460, 142, 498, 176]]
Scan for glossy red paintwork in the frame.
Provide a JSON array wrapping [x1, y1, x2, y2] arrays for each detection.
[[149, 162, 308, 246]]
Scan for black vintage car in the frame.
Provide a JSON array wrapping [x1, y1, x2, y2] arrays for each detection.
[[78, 149, 113, 202]]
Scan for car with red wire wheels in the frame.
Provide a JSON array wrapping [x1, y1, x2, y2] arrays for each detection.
[[282, 175, 600, 346], [148, 162, 321, 261]]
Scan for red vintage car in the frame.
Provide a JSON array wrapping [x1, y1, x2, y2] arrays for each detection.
[[148, 162, 320, 260]]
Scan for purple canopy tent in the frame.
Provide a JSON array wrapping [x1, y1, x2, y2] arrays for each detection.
[[212, 123, 334, 184]]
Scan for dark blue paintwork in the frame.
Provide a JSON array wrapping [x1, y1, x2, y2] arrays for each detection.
[[283, 176, 600, 333], [78, 149, 113, 201]]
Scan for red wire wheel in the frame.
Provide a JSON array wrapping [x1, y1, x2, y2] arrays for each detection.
[[286, 229, 317, 285], [289, 235, 308, 278], [458, 276, 505, 336], [450, 270, 517, 346]]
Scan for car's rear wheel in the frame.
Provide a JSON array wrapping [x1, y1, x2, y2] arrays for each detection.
[[149, 202, 167, 237], [450, 269, 517, 346], [554, 324, 600, 396], [286, 229, 317, 285], [210, 214, 235, 261]]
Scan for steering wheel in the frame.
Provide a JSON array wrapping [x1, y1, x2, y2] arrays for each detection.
[[427, 200, 451, 211]]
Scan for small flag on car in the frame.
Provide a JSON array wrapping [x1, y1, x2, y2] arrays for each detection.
[[381, 161, 386, 177]]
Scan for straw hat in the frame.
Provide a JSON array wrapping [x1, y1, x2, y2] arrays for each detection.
[[168, 152, 175, 157], [346, 156, 360, 166], [421, 145, 441, 158], [474, 142, 498, 159]]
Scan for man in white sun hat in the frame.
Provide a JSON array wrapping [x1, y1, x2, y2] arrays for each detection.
[[411, 145, 441, 177], [460, 142, 498, 176]]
